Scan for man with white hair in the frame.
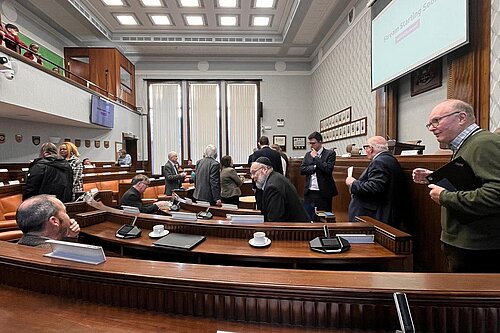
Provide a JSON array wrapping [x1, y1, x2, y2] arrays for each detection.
[[193, 144, 221, 205], [345, 136, 404, 226], [163, 151, 187, 195]]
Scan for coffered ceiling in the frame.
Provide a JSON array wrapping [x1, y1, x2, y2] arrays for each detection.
[[14, 0, 353, 62]]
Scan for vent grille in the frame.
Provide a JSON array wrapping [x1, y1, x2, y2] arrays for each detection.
[[119, 36, 279, 44]]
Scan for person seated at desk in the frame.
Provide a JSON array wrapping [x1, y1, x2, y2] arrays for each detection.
[[121, 175, 168, 213], [250, 157, 309, 222], [16, 194, 80, 248], [82, 158, 95, 168], [116, 149, 132, 166]]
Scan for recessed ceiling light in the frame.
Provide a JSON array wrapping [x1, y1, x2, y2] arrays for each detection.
[[151, 15, 171, 25], [219, 16, 237, 26], [141, 0, 162, 6], [102, 0, 124, 6], [185, 15, 204, 25], [179, 0, 200, 7], [255, 0, 274, 8], [252, 16, 270, 26], [218, 0, 237, 8], [116, 15, 138, 25]]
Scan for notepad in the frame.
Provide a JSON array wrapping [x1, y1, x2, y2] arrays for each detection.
[[153, 233, 206, 250], [426, 156, 480, 191]]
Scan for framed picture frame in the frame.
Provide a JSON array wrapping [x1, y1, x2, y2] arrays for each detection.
[[115, 142, 123, 160], [410, 59, 442, 97], [273, 135, 287, 152], [292, 136, 306, 150]]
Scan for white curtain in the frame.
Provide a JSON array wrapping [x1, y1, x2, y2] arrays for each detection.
[[189, 83, 219, 162], [149, 83, 181, 175], [227, 83, 257, 164]]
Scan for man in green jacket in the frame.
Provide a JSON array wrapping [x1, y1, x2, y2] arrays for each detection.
[[412, 99, 500, 272]]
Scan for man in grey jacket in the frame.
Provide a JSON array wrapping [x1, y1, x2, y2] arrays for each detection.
[[193, 144, 221, 205]]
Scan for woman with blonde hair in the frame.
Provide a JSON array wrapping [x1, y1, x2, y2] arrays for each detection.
[[59, 141, 83, 195]]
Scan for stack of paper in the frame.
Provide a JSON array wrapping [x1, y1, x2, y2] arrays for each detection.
[[221, 203, 238, 210], [227, 214, 264, 224], [197, 201, 210, 207], [336, 234, 374, 243]]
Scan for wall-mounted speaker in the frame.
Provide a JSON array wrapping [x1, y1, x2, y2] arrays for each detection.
[[258, 101, 263, 118]]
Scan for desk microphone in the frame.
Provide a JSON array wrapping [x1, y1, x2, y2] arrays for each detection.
[[197, 206, 213, 219], [116, 208, 142, 239]]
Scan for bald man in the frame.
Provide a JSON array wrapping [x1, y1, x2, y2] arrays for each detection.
[[345, 136, 404, 227], [412, 99, 500, 273], [16, 194, 80, 248]]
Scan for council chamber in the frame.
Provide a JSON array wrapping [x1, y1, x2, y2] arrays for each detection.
[[0, 0, 499, 332]]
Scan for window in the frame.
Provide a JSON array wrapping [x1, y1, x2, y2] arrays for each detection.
[[148, 80, 259, 173]]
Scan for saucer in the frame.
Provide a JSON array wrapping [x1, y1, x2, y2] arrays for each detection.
[[148, 230, 169, 238], [249, 237, 271, 247]]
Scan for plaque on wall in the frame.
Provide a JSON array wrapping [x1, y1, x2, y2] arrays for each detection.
[[64, 138, 71, 142], [104, 141, 109, 148], [32, 136, 40, 146], [85, 140, 91, 148], [0, 133, 5, 144], [74, 139, 81, 147], [95, 140, 100, 148], [15, 134, 23, 143]]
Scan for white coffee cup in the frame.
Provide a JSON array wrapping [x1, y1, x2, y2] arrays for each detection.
[[153, 224, 165, 236], [253, 231, 266, 245]]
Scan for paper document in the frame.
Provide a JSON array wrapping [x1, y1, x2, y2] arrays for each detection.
[[347, 166, 354, 177]]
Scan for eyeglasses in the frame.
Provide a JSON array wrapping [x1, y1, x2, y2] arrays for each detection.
[[425, 111, 460, 129], [139, 181, 150, 187], [309, 141, 319, 145], [250, 167, 264, 176], [362, 144, 372, 149]]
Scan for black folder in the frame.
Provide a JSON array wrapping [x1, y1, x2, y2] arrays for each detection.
[[426, 156, 480, 192], [153, 233, 206, 250]]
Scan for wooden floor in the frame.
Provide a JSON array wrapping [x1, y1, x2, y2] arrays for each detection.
[[0, 285, 390, 333]]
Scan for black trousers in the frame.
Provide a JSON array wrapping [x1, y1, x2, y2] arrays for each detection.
[[304, 190, 332, 220], [442, 242, 500, 273], [222, 195, 240, 206]]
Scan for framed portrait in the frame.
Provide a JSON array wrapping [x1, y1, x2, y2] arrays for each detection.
[[115, 142, 123, 160], [273, 135, 287, 151], [355, 121, 361, 135], [410, 59, 442, 97], [292, 136, 306, 150], [360, 117, 367, 134]]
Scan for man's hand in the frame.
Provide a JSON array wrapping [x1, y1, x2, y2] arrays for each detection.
[[412, 168, 432, 184], [428, 184, 444, 205], [215, 199, 222, 206], [67, 219, 80, 238], [310, 148, 318, 158], [345, 176, 356, 187]]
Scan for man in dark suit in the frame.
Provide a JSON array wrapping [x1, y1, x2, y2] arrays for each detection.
[[193, 144, 221, 206], [250, 136, 284, 209], [163, 151, 187, 195], [250, 136, 284, 174], [300, 132, 337, 219], [251, 157, 309, 222], [121, 175, 168, 213], [345, 136, 404, 227]]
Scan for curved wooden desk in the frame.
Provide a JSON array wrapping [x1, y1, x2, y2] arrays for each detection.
[[0, 241, 498, 332], [76, 201, 412, 271]]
